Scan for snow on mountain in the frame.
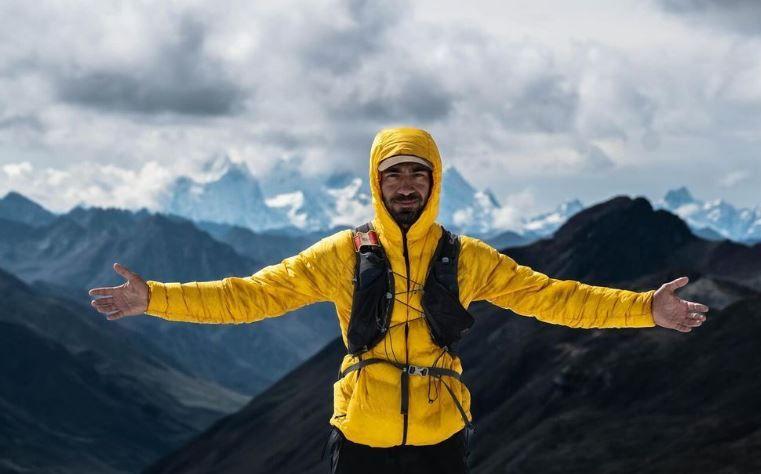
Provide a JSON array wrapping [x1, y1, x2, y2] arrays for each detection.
[[654, 186, 761, 243], [439, 166, 503, 234], [161, 156, 292, 231], [161, 155, 588, 238], [522, 199, 585, 237]]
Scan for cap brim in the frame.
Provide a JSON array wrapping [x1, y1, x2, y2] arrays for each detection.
[[378, 155, 433, 172]]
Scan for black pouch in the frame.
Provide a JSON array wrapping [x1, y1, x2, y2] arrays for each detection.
[[320, 426, 344, 473], [347, 250, 393, 355], [463, 424, 475, 458]]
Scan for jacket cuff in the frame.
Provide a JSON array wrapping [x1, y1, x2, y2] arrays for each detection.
[[629, 289, 656, 327], [145, 280, 168, 317]]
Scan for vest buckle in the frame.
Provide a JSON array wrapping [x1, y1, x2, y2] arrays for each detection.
[[406, 365, 429, 376]]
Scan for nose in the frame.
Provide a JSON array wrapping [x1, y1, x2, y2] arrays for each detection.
[[396, 175, 417, 194]]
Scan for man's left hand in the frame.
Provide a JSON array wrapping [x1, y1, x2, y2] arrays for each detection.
[[652, 276, 709, 332]]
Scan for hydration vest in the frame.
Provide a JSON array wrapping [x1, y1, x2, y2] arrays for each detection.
[[346, 221, 475, 355], [337, 222, 476, 446]]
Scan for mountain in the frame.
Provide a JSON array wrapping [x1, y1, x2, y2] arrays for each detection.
[[507, 196, 761, 292], [0, 191, 56, 226], [521, 198, 584, 237], [195, 220, 348, 266], [159, 156, 527, 237], [145, 195, 761, 473], [482, 229, 535, 250], [438, 166, 501, 235], [655, 186, 761, 244], [0, 203, 339, 396], [161, 158, 293, 231], [0, 266, 248, 474]]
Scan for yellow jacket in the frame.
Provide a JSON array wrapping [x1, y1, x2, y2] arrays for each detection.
[[145, 127, 655, 448]]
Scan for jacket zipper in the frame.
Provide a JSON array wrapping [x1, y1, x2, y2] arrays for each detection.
[[401, 232, 411, 446]]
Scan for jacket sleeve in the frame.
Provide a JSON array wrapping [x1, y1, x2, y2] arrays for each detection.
[[460, 236, 655, 328], [143, 230, 352, 324]]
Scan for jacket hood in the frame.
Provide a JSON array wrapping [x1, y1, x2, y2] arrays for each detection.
[[369, 127, 442, 246]]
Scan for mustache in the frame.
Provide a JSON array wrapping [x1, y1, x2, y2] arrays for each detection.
[[392, 194, 422, 203]]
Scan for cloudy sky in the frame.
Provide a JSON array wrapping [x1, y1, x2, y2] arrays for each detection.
[[1, 0, 759, 219]]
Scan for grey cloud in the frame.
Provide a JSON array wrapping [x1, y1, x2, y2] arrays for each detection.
[[56, 17, 246, 116], [300, 0, 404, 74], [500, 74, 579, 134], [253, 128, 329, 151], [328, 72, 453, 123], [658, 0, 761, 34], [580, 143, 616, 171], [0, 114, 43, 131]]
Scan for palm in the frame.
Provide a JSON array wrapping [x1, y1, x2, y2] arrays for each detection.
[[89, 263, 149, 320], [652, 276, 709, 332]]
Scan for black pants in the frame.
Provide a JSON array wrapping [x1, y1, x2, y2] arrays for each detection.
[[324, 426, 472, 474]]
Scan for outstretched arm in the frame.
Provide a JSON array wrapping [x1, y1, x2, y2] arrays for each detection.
[[460, 237, 708, 331], [89, 230, 351, 324]]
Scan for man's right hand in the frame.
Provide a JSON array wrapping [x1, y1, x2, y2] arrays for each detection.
[[88, 262, 149, 320]]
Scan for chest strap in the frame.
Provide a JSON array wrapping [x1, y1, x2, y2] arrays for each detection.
[[338, 357, 474, 431]]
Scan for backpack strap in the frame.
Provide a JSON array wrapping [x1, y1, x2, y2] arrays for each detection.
[[347, 222, 393, 355], [431, 227, 461, 295]]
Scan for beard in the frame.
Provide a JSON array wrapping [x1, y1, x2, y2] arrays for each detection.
[[385, 194, 427, 229]]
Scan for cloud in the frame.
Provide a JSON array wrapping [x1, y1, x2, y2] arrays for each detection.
[[0, 114, 43, 131], [3, 161, 33, 177], [719, 169, 750, 187], [54, 16, 246, 116], [0, 160, 172, 213], [658, 0, 761, 35], [1, 0, 761, 214], [299, 0, 404, 74]]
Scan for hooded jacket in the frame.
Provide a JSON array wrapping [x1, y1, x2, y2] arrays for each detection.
[[145, 127, 656, 447]]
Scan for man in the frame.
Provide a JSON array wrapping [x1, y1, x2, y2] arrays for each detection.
[[89, 127, 709, 474]]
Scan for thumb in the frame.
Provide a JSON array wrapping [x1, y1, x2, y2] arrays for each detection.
[[113, 262, 137, 281], [665, 276, 689, 291]]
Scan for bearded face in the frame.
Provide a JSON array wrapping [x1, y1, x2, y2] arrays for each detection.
[[379, 162, 432, 231]]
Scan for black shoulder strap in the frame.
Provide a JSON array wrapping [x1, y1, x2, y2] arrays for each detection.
[[431, 226, 461, 295]]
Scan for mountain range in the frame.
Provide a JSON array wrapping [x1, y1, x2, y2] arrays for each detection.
[[155, 156, 761, 246], [0, 196, 339, 397], [158, 155, 583, 239], [0, 267, 248, 473], [145, 195, 761, 474], [654, 186, 761, 244]]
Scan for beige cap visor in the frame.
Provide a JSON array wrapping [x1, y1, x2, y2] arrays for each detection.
[[378, 154, 433, 172]]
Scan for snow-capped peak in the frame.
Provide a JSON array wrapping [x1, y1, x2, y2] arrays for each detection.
[[655, 186, 761, 243]]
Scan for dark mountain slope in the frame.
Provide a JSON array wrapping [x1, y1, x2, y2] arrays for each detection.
[[0, 267, 248, 474], [508, 195, 761, 291], [0, 204, 339, 395], [0, 190, 56, 226], [146, 338, 345, 474]]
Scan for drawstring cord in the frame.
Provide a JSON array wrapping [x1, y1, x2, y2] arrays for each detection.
[[427, 347, 448, 403]]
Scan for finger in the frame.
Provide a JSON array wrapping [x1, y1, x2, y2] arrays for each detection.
[[683, 314, 704, 327], [674, 323, 692, 333], [90, 296, 114, 308], [665, 276, 689, 291], [113, 262, 137, 281], [93, 300, 116, 311], [92, 301, 115, 314], [90, 296, 114, 303], [89, 287, 117, 296], [106, 310, 124, 320], [688, 312, 706, 321], [685, 301, 709, 313]]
